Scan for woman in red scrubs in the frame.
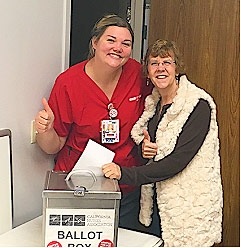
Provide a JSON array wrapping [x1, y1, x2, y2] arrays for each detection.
[[35, 14, 152, 232]]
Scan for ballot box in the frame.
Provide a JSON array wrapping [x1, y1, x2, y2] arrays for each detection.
[[42, 170, 121, 247]]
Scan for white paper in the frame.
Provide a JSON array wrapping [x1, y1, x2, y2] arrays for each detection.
[[70, 139, 115, 177]]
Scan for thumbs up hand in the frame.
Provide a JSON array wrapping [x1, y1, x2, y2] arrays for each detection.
[[142, 130, 158, 159], [35, 98, 55, 133]]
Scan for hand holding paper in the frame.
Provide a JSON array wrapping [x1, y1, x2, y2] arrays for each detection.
[[69, 139, 115, 177]]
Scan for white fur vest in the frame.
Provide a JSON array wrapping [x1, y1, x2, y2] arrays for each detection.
[[131, 75, 223, 247]]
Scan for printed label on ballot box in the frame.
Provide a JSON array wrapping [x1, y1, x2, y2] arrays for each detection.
[[45, 208, 115, 247]]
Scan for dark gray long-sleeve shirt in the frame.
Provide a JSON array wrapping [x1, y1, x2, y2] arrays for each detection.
[[120, 99, 211, 186]]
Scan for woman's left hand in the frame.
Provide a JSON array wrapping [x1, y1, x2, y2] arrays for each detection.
[[102, 163, 121, 180], [142, 130, 158, 158]]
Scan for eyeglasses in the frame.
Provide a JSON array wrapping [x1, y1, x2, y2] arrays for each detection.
[[148, 60, 176, 68]]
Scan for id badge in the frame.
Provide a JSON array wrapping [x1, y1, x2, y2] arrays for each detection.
[[101, 119, 119, 143]]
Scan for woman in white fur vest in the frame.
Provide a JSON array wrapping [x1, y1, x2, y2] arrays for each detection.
[[102, 39, 223, 247]]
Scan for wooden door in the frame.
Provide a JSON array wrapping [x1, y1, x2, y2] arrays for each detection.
[[148, 0, 240, 246]]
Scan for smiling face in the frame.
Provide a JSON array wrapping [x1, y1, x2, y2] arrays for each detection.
[[92, 26, 132, 69], [143, 40, 186, 90], [147, 55, 178, 91]]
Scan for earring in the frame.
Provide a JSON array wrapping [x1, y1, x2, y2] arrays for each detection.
[[146, 78, 151, 86]]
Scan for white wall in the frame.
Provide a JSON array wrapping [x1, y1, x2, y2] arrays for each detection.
[[0, 0, 70, 227], [130, 0, 144, 62]]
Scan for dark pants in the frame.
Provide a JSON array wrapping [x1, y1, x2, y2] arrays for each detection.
[[118, 187, 161, 238]]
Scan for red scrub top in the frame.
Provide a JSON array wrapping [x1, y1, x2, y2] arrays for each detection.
[[48, 58, 152, 193]]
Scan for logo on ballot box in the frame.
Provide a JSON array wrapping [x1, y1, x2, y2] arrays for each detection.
[[49, 215, 86, 227], [45, 209, 115, 247]]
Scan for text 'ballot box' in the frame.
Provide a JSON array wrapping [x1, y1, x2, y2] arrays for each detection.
[[42, 170, 121, 247]]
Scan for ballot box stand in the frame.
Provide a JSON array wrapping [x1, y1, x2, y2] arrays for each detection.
[[42, 170, 121, 247]]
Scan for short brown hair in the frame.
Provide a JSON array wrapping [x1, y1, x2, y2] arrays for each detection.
[[143, 39, 186, 77]]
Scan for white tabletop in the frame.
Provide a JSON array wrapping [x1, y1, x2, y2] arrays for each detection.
[[0, 216, 162, 247]]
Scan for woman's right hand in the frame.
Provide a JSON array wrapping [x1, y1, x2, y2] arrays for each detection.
[[35, 98, 55, 133], [142, 130, 158, 159], [102, 162, 121, 180]]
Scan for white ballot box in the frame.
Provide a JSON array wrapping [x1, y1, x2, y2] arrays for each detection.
[[42, 170, 121, 247]]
